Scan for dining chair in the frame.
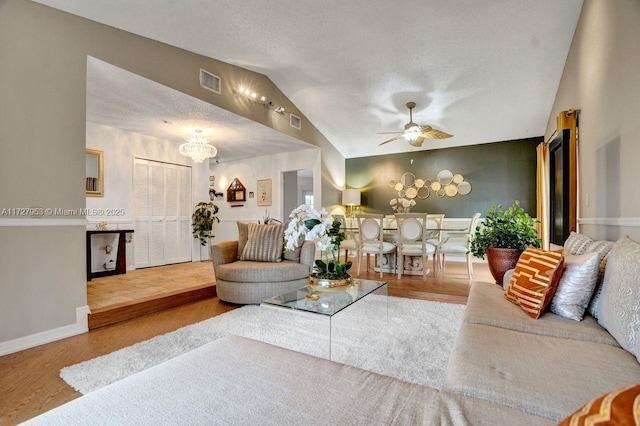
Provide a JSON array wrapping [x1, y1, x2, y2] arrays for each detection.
[[395, 213, 436, 281], [426, 213, 445, 275], [438, 213, 481, 278], [355, 213, 397, 277], [333, 214, 357, 263]]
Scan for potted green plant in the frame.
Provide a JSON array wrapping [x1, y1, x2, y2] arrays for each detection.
[[469, 200, 540, 284], [191, 201, 220, 246]]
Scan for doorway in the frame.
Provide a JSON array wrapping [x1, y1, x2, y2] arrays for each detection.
[[549, 129, 571, 246], [282, 169, 314, 219]]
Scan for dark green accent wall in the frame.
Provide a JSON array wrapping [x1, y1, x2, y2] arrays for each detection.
[[345, 137, 542, 218]]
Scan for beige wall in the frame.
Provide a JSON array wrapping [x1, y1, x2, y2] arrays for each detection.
[[545, 0, 640, 241], [0, 0, 343, 348]]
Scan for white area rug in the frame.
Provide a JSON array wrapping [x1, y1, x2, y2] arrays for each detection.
[[61, 295, 465, 394]]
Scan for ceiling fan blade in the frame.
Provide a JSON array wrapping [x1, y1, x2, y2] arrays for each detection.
[[409, 136, 425, 147], [378, 135, 404, 146], [375, 131, 403, 135], [421, 128, 454, 139]]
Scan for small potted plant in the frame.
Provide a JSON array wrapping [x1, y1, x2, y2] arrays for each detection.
[[191, 201, 220, 246], [469, 200, 540, 284]]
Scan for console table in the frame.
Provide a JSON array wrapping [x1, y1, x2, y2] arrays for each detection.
[[86, 230, 134, 281]]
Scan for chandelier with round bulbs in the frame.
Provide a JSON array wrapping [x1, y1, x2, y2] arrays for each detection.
[[179, 129, 217, 163]]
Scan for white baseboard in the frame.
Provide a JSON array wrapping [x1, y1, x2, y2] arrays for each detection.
[[0, 305, 90, 357]]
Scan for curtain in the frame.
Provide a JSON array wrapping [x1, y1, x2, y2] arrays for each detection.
[[536, 142, 550, 250]]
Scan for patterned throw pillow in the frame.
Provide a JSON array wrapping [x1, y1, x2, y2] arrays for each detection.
[[237, 222, 250, 260], [560, 232, 615, 319], [240, 223, 286, 262], [584, 240, 616, 318], [558, 384, 640, 426], [505, 247, 565, 319], [550, 252, 600, 321], [563, 231, 593, 256], [597, 236, 640, 362]]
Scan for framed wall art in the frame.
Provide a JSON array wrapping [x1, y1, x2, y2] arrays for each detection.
[[257, 179, 272, 206]]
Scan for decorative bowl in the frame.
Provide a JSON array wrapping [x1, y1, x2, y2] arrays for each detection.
[[309, 275, 352, 291]]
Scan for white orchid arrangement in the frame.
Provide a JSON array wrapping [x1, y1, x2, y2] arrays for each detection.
[[390, 197, 416, 213], [284, 204, 351, 279]]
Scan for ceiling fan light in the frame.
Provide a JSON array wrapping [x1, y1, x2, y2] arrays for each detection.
[[403, 125, 421, 142]]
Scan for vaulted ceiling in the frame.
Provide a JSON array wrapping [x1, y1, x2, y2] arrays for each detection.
[[35, 0, 584, 160]]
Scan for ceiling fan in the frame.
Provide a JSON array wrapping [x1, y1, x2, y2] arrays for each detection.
[[378, 102, 453, 147]]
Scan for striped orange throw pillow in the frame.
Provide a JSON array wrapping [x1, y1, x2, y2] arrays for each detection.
[[505, 246, 564, 319], [558, 384, 640, 425]]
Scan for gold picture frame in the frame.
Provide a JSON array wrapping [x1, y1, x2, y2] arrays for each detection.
[[86, 149, 104, 197], [257, 179, 272, 206]]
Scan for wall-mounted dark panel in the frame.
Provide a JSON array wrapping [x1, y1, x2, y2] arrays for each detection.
[[345, 137, 541, 217]]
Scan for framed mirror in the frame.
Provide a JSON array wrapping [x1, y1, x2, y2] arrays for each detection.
[[86, 149, 104, 197], [437, 169, 454, 185], [400, 172, 416, 188], [457, 181, 472, 195]]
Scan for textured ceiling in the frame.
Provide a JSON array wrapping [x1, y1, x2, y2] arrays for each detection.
[[86, 57, 314, 163], [37, 0, 583, 159]]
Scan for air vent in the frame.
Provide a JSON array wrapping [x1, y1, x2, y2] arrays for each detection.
[[290, 113, 301, 130], [199, 68, 221, 94]]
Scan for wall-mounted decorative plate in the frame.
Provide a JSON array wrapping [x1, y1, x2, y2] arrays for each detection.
[[444, 184, 458, 197]]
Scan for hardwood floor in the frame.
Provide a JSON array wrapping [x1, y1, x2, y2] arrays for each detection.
[[0, 259, 493, 425], [87, 262, 216, 329]]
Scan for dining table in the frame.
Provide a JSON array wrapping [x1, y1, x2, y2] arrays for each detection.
[[341, 221, 468, 276]]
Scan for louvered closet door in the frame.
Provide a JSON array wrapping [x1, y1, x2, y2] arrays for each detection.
[[134, 161, 151, 268], [149, 162, 166, 267], [134, 159, 192, 269], [163, 165, 192, 264], [164, 166, 179, 264], [178, 167, 192, 261]]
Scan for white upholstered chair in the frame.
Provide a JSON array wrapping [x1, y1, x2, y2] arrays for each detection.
[[425, 213, 445, 275], [333, 214, 357, 263], [395, 213, 436, 281], [355, 213, 397, 277], [438, 213, 481, 278]]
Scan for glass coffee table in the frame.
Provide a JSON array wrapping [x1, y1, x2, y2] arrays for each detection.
[[262, 278, 387, 359]]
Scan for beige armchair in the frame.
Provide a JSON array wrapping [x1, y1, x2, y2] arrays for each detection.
[[210, 240, 316, 304]]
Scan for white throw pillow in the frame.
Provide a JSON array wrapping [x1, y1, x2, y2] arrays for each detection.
[[597, 236, 640, 361], [549, 252, 599, 321]]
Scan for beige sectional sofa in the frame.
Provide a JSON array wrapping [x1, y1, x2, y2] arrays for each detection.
[[26, 234, 640, 424], [445, 281, 640, 422]]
